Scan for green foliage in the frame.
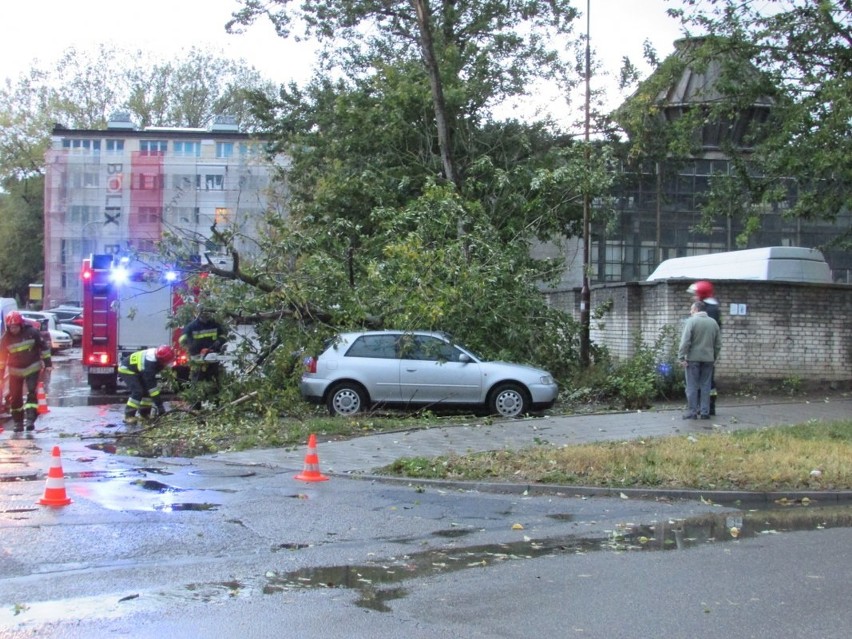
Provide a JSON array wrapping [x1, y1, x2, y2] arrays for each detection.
[[0, 177, 44, 298], [567, 326, 682, 410], [167, 2, 615, 407], [617, 2, 852, 247], [780, 375, 803, 397]]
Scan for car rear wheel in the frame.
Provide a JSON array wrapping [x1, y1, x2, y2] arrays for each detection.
[[488, 383, 529, 418], [327, 382, 368, 417]]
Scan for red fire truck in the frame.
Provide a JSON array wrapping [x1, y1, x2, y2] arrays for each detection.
[[81, 254, 187, 391]]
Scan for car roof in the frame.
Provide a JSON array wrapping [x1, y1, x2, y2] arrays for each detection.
[[337, 330, 452, 339]]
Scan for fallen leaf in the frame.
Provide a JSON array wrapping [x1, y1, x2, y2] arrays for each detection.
[[512, 523, 525, 530]]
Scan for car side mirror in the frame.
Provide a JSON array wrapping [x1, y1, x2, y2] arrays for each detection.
[[458, 353, 471, 364]]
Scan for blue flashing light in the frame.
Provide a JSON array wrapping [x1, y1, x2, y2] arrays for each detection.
[[164, 270, 178, 283], [110, 265, 130, 285], [656, 362, 673, 377]]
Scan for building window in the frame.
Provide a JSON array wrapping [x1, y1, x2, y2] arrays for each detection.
[[139, 140, 168, 155], [594, 241, 624, 282], [137, 206, 162, 223], [216, 142, 234, 158], [204, 174, 224, 190], [106, 139, 124, 154], [61, 138, 101, 154], [68, 170, 100, 188], [239, 142, 264, 157], [133, 173, 165, 190], [215, 208, 230, 225], [69, 205, 98, 224], [174, 141, 201, 157]]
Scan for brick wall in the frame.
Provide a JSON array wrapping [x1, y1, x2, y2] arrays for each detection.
[[548, 280, 852, 386]]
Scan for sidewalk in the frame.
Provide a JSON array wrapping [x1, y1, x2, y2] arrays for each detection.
[[5, 392, 849, 504], [208, 393, 852, 501]]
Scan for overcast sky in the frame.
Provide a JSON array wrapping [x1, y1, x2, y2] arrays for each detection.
[[0, 0, 687, 118]]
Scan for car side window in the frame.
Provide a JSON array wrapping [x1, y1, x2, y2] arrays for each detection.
[[345, 335, 398, 359], [405, 335, 461, 362]]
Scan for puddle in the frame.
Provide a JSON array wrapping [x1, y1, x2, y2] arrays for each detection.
[[131, 479, 185, 493], [67, 469, 143, 481], [0, 472, 40, 482], [262, 506, 852, 611], [154, 502, 219, 512], [189, 468, 257, 478], [546, 513, 575, 522], [137, 467, 173, 475], [272, 542, 312, 551], [433, 527, 479, 538]]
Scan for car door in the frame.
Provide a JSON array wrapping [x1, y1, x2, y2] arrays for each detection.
[[340, 334, 402, 402], [398, 334, 482, 405]]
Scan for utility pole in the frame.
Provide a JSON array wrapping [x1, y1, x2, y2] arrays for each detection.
[[580, 0, 592, 368]]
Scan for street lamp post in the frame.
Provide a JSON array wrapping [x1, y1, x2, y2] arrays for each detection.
[[579, 0, 592, 368]]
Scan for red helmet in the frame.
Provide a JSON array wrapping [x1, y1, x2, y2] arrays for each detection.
[[155, 345, 175, 363], [687, 280, 714, 300], [5, 311, 24, 327]]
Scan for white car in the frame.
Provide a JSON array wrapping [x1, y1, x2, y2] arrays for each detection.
[[45, 306, 83, 344], [19, 311, 74, 353], [301, 330, 559, 418]]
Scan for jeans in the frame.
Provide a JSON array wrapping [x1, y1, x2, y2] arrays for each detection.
[[685, 361, 715, 417]]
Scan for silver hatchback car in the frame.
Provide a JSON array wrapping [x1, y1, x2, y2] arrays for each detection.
[[300, 331, 558, 418]]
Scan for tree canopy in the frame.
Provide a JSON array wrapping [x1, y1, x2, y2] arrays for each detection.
[[615, 0, 851, 247]]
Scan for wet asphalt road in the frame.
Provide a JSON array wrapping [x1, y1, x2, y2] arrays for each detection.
[[1, 350, 850, 637]]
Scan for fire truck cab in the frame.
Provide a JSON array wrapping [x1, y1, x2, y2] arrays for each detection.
[[81, 254, 185, 391]]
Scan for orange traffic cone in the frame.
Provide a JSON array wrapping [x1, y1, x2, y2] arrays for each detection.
[[38, 445, 72, 506], [37, 382, 49, 415], [294, 433, 329, 482]]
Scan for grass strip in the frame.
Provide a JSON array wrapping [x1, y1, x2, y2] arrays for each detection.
[[378, 420, 852, 492]]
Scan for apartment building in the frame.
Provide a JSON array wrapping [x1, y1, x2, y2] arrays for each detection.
[[43, 114, 279, 306]]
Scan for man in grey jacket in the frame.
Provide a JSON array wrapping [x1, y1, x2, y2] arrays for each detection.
[[678, 301, 722, 420]]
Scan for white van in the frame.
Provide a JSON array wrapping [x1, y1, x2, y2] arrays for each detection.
[[647, 247, 832, 283]]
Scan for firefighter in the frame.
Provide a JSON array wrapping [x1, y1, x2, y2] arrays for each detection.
[[179, 304, 228, 403], [0, 311, 52, 432], [118, 345, 175, 425], [687, 280, 722, 415]]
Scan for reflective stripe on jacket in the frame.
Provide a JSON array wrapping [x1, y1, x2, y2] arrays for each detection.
[[0, 325, 51, 377], [118, 348, 165, 397]]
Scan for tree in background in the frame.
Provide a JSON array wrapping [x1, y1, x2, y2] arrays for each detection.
[[0, 46, 277, 298], [0, 179, 43, 300], [170, 0, 608, 395], [615, 0, 851, 248]]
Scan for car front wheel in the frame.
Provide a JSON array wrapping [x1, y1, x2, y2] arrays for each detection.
[[327, 382, 368, 417], [488, 383, 530, 418]]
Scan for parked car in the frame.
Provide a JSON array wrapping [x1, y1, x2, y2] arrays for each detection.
[[19, 311, 73, 353], [45, 306, 83, 344], [300, 330, 558, 418]]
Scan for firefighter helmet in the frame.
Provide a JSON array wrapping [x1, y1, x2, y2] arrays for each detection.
[[155, 345, 175, 363], [5, 311, 24, 327], [687, 280, 714, 300]]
